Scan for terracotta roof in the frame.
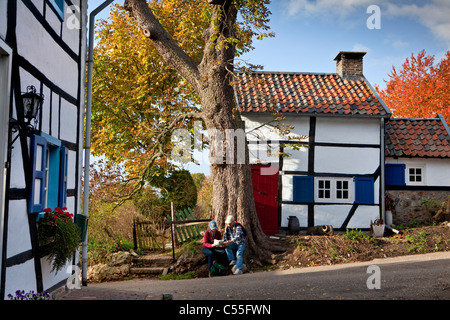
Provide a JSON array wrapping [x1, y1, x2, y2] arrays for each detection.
[[234, 71, 390, 117], [385, 116, 450, 158]]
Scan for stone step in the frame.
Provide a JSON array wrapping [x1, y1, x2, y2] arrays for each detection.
[[132, 255, 173, 267], [129, 267, 169, 275]]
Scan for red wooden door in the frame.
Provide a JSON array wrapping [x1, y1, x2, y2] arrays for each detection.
[[251, 166, 279, 235]]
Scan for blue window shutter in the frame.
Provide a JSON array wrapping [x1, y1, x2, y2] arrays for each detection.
[[293, 176, 314, 203], [29, 135, 47, 213], [385, 163, 405, 186], [355, 177, 374, 204], [59, 146, 68, 208], [49, 0, 65, 19]]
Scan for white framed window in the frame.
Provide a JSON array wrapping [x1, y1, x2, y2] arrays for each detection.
[[317, 179, 331, 199], [315, 177, 353, 203], [336, 180, 350, 200], [406, 165, 425, 185]]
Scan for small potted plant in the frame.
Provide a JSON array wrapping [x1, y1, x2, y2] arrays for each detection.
[[370, 218, 385, 237], [37, 207, 81, 272], [385, 193, 395, 225]]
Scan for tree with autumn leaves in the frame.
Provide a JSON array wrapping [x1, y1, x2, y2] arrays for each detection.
[[92, 0, 283, 264], [376, 50, 450, 122]]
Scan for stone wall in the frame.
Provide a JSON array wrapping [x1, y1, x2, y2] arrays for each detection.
[[386, 190, 450, 225]]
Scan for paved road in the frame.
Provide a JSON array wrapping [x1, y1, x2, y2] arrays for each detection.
[[61, 251, 450, 301]]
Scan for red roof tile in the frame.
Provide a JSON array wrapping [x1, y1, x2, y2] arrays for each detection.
[[234, 72, 389, 117], [385, 117, 450, 158]]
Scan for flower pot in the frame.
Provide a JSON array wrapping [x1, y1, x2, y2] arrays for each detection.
[[372, 224, 385, 237], [386, 210, 393, 226]]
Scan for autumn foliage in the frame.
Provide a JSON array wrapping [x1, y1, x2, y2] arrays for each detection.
[[375, 50, 450, 122], [91, 3, 207, 177]]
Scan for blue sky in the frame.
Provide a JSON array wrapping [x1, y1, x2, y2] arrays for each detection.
[[240, 0, 450, 89], [87, 0, 450, 176]]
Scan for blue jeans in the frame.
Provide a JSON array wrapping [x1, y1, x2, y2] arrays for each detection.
[[225, 243, 245, 270]]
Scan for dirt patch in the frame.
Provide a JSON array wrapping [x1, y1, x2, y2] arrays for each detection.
[[269, 222, 450, 271], [172, 222, 450, 276]]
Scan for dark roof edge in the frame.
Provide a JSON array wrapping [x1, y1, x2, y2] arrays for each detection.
[[362, 75, 392, 117], [386, 155, 450, 160], [236, 70, 339, 76], [388, 117, 441, 121], [438, 114, 450, 137], [240, 111, 389, 119]]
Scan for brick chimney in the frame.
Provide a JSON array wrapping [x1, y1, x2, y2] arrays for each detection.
[[334, 51, 366, 78]]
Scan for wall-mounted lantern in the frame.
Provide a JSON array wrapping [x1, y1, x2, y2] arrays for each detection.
[[9, 85, 44, 148]]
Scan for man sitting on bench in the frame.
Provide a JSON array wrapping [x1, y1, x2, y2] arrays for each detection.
[[223, 215, 246, 275]]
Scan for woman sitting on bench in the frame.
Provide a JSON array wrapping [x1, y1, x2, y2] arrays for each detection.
[[202, 221, 227, 276]]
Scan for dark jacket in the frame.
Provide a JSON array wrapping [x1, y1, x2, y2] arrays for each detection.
[[203, 229, 222, 248]]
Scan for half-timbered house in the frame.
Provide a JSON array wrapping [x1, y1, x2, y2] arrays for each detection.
[[235, 51, 392, 234], [0, 0, 86, 298]]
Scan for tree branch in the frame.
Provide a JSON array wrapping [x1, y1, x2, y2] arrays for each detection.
[[124, 0, 201, 91], [112, 111, 204, 208]]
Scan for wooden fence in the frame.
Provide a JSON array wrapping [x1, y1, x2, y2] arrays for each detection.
[[133, 218, 166, 251], [166, 204, 210, 259], [166, 207, 206, 244], [133, 205, 210, 253]]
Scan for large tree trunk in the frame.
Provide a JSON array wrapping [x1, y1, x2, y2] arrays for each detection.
[[200, 84, 277, 263], [198, 3, 283, 264], [124, 0, 284, 265]]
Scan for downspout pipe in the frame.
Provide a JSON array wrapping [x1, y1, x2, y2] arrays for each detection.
[[380, 117, 386, 223], [82, 0, 115, 286]]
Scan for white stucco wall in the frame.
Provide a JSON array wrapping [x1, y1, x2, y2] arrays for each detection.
[[281, 204, 380, 229], [59, 98, 78, 143], [0, 39, 12, 287], [16, 1, 79, 98], [243, 114, 310, 142], [315, 117, 380, 144], [0, 1, 7, 41], [315, 117, 381, 175], [315, 146, 380, 174], [313, 205, 380, 229], [4, 260, 37, 297], [281, 204, 308, 229], [9, 140, 26, 189], [282, 146, 309, 172], [41, 253, 77, 292], [7, 200, 32, 258]]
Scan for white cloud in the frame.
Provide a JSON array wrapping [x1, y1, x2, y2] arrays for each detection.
[[352, 43, 371, 52], [284, 0, 450, 48], [385, 1, 450, 47], [383, 34, 409, 49], [285, 0, 377, 17]]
